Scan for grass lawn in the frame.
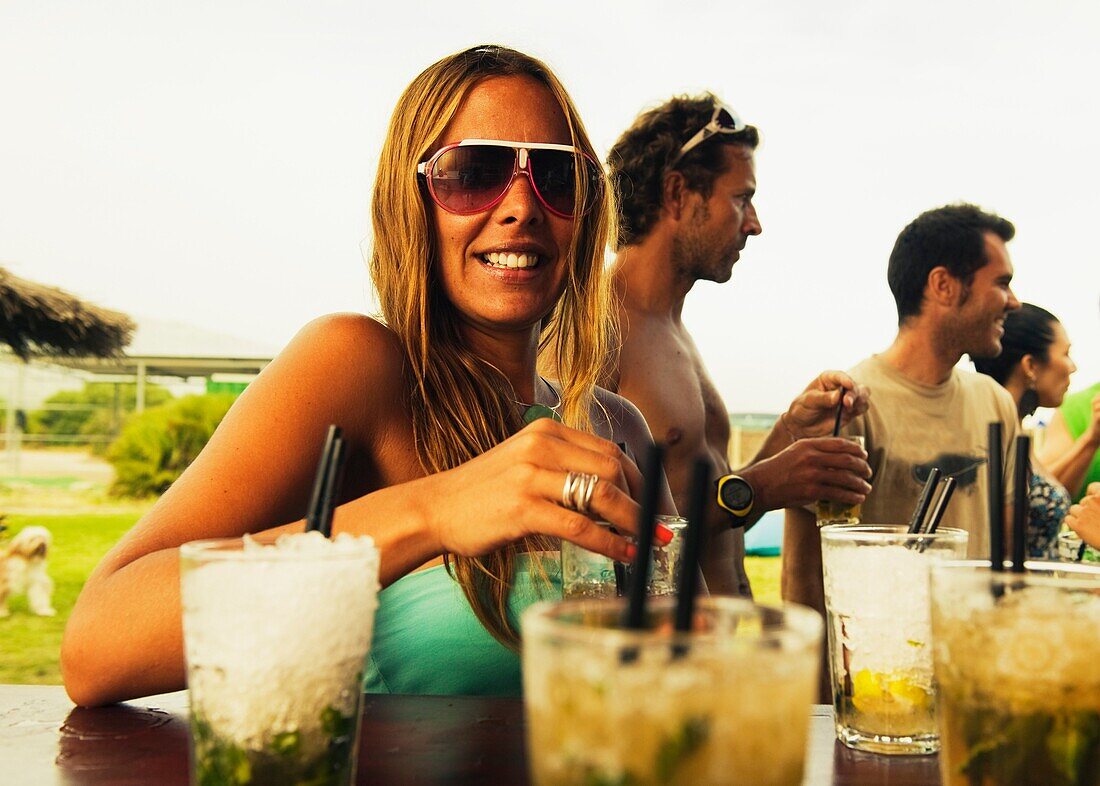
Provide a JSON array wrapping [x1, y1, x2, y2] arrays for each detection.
[[0, 493, 784, 685], [745, 556, 781, 605], [0, 512, 140, 684]]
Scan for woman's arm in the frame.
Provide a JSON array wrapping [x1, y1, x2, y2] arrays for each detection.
[[1067, 483, 1100, 549], [1039, 402, 1100, 498], [62, 315, 421, 706], [63, 317, 649, 707]]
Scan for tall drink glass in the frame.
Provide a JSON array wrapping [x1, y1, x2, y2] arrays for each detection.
[[180, 532, 380, 786], [815, 436, 865, 525], [821, 524, 967, 754], [523, 596, 822, 786], [932, 561, 1100, 786]]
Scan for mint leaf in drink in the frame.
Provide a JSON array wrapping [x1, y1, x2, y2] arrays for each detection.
[[582, 769, 635, 786], [320, 705, 353, 738], [655, 715, 710, 782], [191, 713, 254, 785], [269, 730, 301, 757], [1046, 711, 1100, 785], [958, 709, 1051, 782]]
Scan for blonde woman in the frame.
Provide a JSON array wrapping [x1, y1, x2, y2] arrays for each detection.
[[63, 45, 674, 706]]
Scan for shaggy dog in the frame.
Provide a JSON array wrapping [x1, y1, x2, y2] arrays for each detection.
[[0, 526, 56, 618]]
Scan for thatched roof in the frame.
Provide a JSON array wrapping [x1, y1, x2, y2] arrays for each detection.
[[0, 267, 135, 359]]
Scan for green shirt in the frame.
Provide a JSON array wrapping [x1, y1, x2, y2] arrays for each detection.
[[1058, 382, 1100, 502], [364, 554, 561, 696]]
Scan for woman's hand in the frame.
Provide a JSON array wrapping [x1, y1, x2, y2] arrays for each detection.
[[420, 418, 672, 562], [1067, 483, 1100, 549]]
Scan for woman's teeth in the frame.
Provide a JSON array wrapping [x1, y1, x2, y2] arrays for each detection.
[[482, 252, 539, 269]]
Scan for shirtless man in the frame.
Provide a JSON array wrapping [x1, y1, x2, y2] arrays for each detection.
[[605, 94, 873, 595]]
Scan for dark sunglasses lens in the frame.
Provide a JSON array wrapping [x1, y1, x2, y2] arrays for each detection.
[[715, 107, 743, 131], [528, 150, 601, 216], [430, 145, 515, 212]]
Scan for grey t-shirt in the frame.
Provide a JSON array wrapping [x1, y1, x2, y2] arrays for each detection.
[[841, 355, 1019, 559]]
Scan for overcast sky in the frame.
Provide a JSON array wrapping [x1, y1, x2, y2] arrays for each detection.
[[2, 1, 1098, 412]]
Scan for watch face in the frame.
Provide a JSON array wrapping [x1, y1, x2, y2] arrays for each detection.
[[721, 477, 752, 509]]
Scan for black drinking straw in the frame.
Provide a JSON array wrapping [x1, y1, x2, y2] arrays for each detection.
[[906, 467, 942, 535], [987, 423, 1005, 574], [318, 435, 347, 538], [672, 458, 710, 657], [1011, 435, 1030, 573], [624, 442, 664, 635], [922, 476, 957, 535], [832, 388, 847, 437], [305, 425, 342, 537]]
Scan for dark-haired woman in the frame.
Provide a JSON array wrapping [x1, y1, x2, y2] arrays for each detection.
[[973, 302, 1078, 558]]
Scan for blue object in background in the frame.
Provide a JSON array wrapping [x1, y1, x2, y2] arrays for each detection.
[[744, 509, 784, 556]]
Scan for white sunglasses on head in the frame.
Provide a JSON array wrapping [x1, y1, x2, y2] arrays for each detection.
[[670, 102, 747, 166]]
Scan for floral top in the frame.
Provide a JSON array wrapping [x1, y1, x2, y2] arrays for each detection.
[[1028, 471, 1071, 559]]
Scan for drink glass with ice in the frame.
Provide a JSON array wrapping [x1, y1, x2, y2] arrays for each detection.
[[180, 532, 380, 786], [560, 515, 687, 599], [523, 596, 822, 786], [821, 524, 967, 755], [932, 561, 1100, 786]]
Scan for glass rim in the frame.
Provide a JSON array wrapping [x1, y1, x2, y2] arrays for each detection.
[[179, 535, 379, 563], [523, 596, 822, 651], [819, 524, 968, 544], [931, 558, 1100, 588]]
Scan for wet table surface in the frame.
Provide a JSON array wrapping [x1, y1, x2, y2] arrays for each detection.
[[0, 684, 941, 785]]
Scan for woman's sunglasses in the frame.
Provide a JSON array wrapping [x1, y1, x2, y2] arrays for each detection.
[[670, 103, 747, 166], [417, 139, 603, 218]]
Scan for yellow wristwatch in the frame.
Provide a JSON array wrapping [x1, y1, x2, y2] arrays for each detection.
[[716, 474, 754, 521]]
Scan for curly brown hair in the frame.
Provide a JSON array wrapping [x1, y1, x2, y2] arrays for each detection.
[[608, 93, 759, 248]]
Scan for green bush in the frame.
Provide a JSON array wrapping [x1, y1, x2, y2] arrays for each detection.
[[27, 382, 173, 446], [106, 394, 237, 498]]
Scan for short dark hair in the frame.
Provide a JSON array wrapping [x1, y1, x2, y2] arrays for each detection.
[[972, 303, 1059, 384], [608, 93, 759, 248], [887, 203, 1016, 324]]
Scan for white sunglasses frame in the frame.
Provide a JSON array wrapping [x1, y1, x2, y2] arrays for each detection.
[[669, 103, 747, 167], [416, 138, 602, 218]]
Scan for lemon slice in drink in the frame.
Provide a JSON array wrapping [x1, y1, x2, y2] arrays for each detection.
[[851, 670, 931, 721]]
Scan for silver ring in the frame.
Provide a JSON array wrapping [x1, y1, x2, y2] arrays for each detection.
[[562, 471, 583, 510], [577, 473, 598, 512]]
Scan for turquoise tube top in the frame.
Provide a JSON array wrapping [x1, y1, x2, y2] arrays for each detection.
[[364, 554, 561, 697]]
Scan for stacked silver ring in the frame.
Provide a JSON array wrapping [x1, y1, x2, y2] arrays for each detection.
[[561, 471, 599, 513]]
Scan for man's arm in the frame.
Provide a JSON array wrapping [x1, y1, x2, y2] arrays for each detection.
[[754, 371, 871, 463], [781, 505, 830, 702], [781, 507, 824, 614], [737, 437, 871, 516]]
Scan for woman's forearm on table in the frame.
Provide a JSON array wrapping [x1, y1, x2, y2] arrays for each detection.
[[62, 482, 445, 707]]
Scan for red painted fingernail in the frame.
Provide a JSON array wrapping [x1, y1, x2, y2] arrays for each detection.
[[625, 543, 638, 561], [655, 524, 674, 546]]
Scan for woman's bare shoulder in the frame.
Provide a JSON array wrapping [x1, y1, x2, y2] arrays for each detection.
[[273, 314, 407, 397]]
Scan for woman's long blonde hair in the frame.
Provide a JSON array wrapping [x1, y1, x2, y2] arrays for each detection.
[[369, 45, 614, 648]]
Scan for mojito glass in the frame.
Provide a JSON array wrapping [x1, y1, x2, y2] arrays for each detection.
[[523, 596, 822, 786], [821, 524, 967, 754], [815, 436, 866, 525], [932, 561, 1100, 786], [180, 532, 380, 786], [560, 515, 687, 599]]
